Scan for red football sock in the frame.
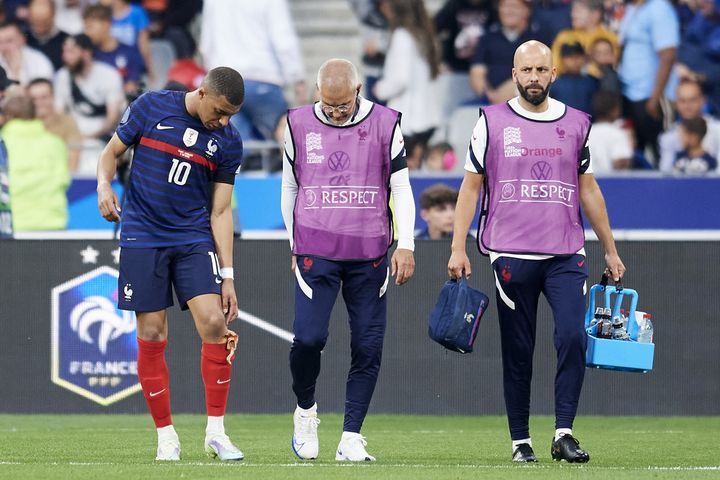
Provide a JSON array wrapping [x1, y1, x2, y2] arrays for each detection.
[[137, 338, 172, 428], [201, 343, 234, 417]]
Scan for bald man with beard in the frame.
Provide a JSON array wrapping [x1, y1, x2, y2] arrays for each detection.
[[281, 58, 415, 462], [448, 40, 625, 463]]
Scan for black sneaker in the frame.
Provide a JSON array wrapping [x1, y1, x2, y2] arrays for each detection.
[[551, 434, 590, 463], [512, 443, 538, 462]]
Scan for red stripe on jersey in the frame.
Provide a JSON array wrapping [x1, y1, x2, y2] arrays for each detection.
[[139, 136, 217, 171]]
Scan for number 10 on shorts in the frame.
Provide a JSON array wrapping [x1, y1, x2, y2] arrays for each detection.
[[208, 251, 221, 277]]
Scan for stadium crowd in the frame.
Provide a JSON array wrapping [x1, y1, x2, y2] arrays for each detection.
[[0, 0, 718, 233]]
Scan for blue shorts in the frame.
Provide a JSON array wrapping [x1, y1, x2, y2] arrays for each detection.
[[118, 242, 222, 312]]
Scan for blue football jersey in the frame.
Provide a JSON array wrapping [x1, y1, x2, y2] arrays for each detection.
[[116, 90, 243, 247]]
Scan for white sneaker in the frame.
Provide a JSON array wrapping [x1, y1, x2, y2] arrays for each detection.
[[155, 436, 181, 461], [335, 432, 376, 462], [204, 433, 244, 461], [292, 404, 320, 460]]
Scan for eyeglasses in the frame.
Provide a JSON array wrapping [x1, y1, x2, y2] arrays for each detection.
[[320, 95, 357, 115]]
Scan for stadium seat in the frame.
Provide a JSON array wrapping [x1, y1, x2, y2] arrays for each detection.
[[149, 40, 177, 91], [446, 105, 481, 173]]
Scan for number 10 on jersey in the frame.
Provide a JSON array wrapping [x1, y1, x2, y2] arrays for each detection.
[[168, 158, 191, 185]]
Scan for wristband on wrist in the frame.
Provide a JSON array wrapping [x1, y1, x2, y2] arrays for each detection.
[[219, 267, 234, 280]]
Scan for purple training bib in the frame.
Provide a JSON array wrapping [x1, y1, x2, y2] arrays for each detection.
[[479, 102, 590, 255], [289, 103, 400, 260]]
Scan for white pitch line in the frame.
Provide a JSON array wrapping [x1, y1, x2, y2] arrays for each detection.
[[236, 309, 294, 343], [3, 462, 716, 471]]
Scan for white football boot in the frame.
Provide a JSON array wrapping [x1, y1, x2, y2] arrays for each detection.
[[292, 403, 320, 460], [155, 434, 181, 461], [335, 432, 376, 462], [204, 433, 244, 461]]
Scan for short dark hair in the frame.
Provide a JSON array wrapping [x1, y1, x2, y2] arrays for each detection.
[[0, 21, 24, 35], [681, 116, 707, 139], [68, 33, 94, 52], [560, 41, 585, 57], [591, 90, 621, 120], [27, 77, 54, 92], [203, 67, 245, 106], [420, 183, 458, 210], [82, 4, 112, 22]]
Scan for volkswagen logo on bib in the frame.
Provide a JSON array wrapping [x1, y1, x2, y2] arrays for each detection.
[[531, 161, 553, 180], [328, 151, 350, 171]]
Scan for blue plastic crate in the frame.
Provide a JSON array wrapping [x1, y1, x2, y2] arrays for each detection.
[[585, 282, 655, 373]]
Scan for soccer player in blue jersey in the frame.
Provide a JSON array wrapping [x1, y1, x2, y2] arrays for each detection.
[[96, 67, 245, 462]]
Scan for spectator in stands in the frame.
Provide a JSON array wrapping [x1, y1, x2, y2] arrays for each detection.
[[54, 0, 95, 35], [416, 183, 458, 240], [26, 0, 68, 71], [83, 4, 143, 95], [27, 77, 82, 172], [2, 95, 69, 231], [659, 79, 720, 173], [434, 0, 492, 122], [588, 90, 633, 172], [618, 0, 679, 166], [144, 0, 202, 59], [674, 117, 718, 174], [588, 37, 620, 93], [349, 0, 390, 104], [54, 33, 125, 142], [200, 0, 306, 142], [0, 66, 14, 238], [2, 1, 30, 25], [470, 0, 552, 104], [99, 0, 154, 83], [550, 42, 597, 114], [425, 142, 457, 172], [0, 20, 53, 84], [374, 0, 441, 172], [551, 0, 618, 77], [531, 0, 572, 40], [677, 0, 720, 115]]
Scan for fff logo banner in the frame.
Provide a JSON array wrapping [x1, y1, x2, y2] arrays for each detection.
[[51, 266, 141, 405]]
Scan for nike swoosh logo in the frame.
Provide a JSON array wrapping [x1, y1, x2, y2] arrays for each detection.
[[149, 388, 166, 397], [216, 379, 231, 384], [372, 259, 383, 268], [577, 260, 585, 267], [156, 123, 173, 130]]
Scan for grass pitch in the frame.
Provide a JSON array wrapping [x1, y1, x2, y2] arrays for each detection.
[[0, 414, 718, 479]]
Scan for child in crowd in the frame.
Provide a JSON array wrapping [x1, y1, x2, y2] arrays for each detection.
[[588, 37, 620, 93], [674, 117, 718, 174], [99, 0, 154, 83], [416, 183, 458, 240], [551, 42, 598, 114], [424, 142, 457, 172], [588, 90, 633, 172]]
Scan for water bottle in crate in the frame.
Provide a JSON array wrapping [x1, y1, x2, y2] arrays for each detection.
[[584, 274, 655, 372]]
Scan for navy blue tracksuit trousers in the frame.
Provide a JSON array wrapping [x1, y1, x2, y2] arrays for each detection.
[[289, 254, 389, 433], [492, 254, 588, 440]]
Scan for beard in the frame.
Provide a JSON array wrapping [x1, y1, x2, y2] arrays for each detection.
[[517, 81, 551, 106], [69, 58, 86, 76]]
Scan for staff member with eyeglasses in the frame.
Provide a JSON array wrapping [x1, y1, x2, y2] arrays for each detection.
[[281, 58, 416, 462]]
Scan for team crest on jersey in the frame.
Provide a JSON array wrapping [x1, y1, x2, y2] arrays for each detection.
[[51, 266, 141, 406], [183, 128, 199, 147], [206, 139, 218, 157]]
